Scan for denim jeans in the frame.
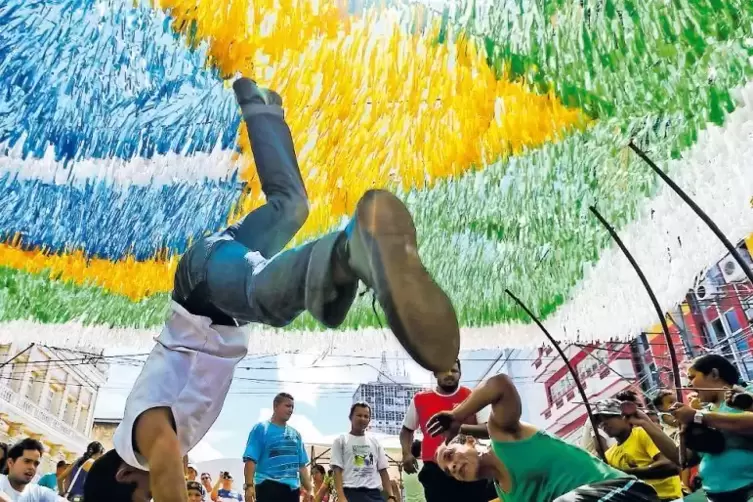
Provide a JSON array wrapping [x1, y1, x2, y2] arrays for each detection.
[[172, 80, 358, 328]]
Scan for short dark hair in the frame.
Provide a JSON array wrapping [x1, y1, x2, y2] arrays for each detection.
[[187, 480, 204, 494], [56, 460, 68, 469], [651, 389, 675, 409], [349, 401, 372, 418], [8, 438, 44, 461], [691, 354, 741, 386], [311, 464, 326, 476], [615, 389, 639, 403], [84, 449, 138, 502], [273, 392, 294, 406], [449, 434, 469, 445]]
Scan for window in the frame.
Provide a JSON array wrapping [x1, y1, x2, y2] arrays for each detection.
[[742, 295, 753, 322], [549, 374, 575, 402], [710, 318, 727, 342], [724, 310, 742, 334]]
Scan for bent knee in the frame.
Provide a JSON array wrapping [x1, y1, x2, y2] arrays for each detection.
[[279, 195, 309, 230]]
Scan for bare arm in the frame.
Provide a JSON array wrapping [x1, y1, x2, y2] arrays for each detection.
[[57, 462, 76, 495], [702, 411, 753, 436], [134, 407, 187, 502], [399, 427, 415, 458], [459, 424, 490, 438], [453, 374, 521, 430], [314, 482, 329, 502], [299, 465, 313, 494], [210, 477, 221, 502], [623, 453, 680, 480], [379, 470, 394, 499], [333, 467, 346, 501], [244, 461, 256, 501]]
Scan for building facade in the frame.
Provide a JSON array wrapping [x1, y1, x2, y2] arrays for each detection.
[[352, 353, 424, 435], [91, 418, 121, 451], [538, 237, 753, 444], [535, 343, 638, 444], [0, 343, 109, 472]]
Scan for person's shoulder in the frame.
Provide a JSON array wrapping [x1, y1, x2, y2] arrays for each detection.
[[632, 426, 651, 439], [412, 389, 434, 403], [287, 425, 304, 440], [252, 420, 270, 432]]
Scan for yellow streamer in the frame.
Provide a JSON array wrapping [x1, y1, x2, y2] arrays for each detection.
[[156, 0, 588, 241], [0, 242, 175, 300], [1, 2, 588, 300]]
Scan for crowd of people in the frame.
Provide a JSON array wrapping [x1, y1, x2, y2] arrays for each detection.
[[0, 352, 750, 502]]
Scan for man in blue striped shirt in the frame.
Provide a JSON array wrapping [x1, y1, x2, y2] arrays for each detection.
[[243, 393, 313, 502]]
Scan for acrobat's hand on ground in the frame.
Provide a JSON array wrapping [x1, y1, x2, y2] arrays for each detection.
[[427, 411, 461, 441]]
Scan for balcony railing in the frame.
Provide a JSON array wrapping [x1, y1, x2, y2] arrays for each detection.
[[0, 383, 84, 440]]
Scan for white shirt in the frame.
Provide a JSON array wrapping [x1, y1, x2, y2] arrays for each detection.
[[401, 388, 491, 430], [330, 433, 388, 490], [0, 475, 63, 502], [579, 419, 616, 456], [113, 302, 250, 470]]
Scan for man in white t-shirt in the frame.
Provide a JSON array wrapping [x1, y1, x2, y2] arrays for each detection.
[[331, 402, 397, 502], [0, 439, 64, 502], [84, 77, 459, 502]]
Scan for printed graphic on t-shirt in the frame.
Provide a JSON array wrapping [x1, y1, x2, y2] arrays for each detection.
[[352, 443, 376, 476]]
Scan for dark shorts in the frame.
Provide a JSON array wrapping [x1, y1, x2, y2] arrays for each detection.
[[343, 487, 385, 502], [256, 479, 300, 502], [553, 478, 660, 502], [418, 461, 493, 502]]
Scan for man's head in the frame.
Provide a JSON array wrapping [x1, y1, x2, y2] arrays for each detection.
[[434, 359, 461, 393], [614, 389, 640, 404], [349, 401, 372, 433], [200, 472, 212, 485], [593, 399, 631, 439], [272, 392, 295, 423], [84, 449, 151, 502], [186, 464, 198, 481], [186, 480, 203, 502], [220, 471, 233, 489], [434, 434, 483, 482], [6, 438, 44, 487], [56, 460, 69, 475]]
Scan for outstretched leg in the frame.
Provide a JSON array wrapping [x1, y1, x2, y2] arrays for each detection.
[[176, 79, 459, 371], [220, 78, 309, 258]]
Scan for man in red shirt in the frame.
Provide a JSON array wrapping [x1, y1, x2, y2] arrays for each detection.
[[399, 359, 492, 502]]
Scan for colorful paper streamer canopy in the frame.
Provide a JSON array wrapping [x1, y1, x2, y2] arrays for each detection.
[[0, 0, 752, 353]]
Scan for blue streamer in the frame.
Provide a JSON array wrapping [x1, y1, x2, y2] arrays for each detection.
[[0, 173, 241, 260], [0, 0, 240, 163]]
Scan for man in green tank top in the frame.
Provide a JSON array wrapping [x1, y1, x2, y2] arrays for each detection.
[[426, 373, 662, 502]]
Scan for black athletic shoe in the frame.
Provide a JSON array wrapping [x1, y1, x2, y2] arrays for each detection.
[[340, 189, 460, 372]]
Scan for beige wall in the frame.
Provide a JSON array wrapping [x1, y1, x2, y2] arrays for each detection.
[[91, 422, 118, 451]]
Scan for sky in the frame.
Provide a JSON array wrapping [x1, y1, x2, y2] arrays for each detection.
[[93, 348, 549, 462]]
